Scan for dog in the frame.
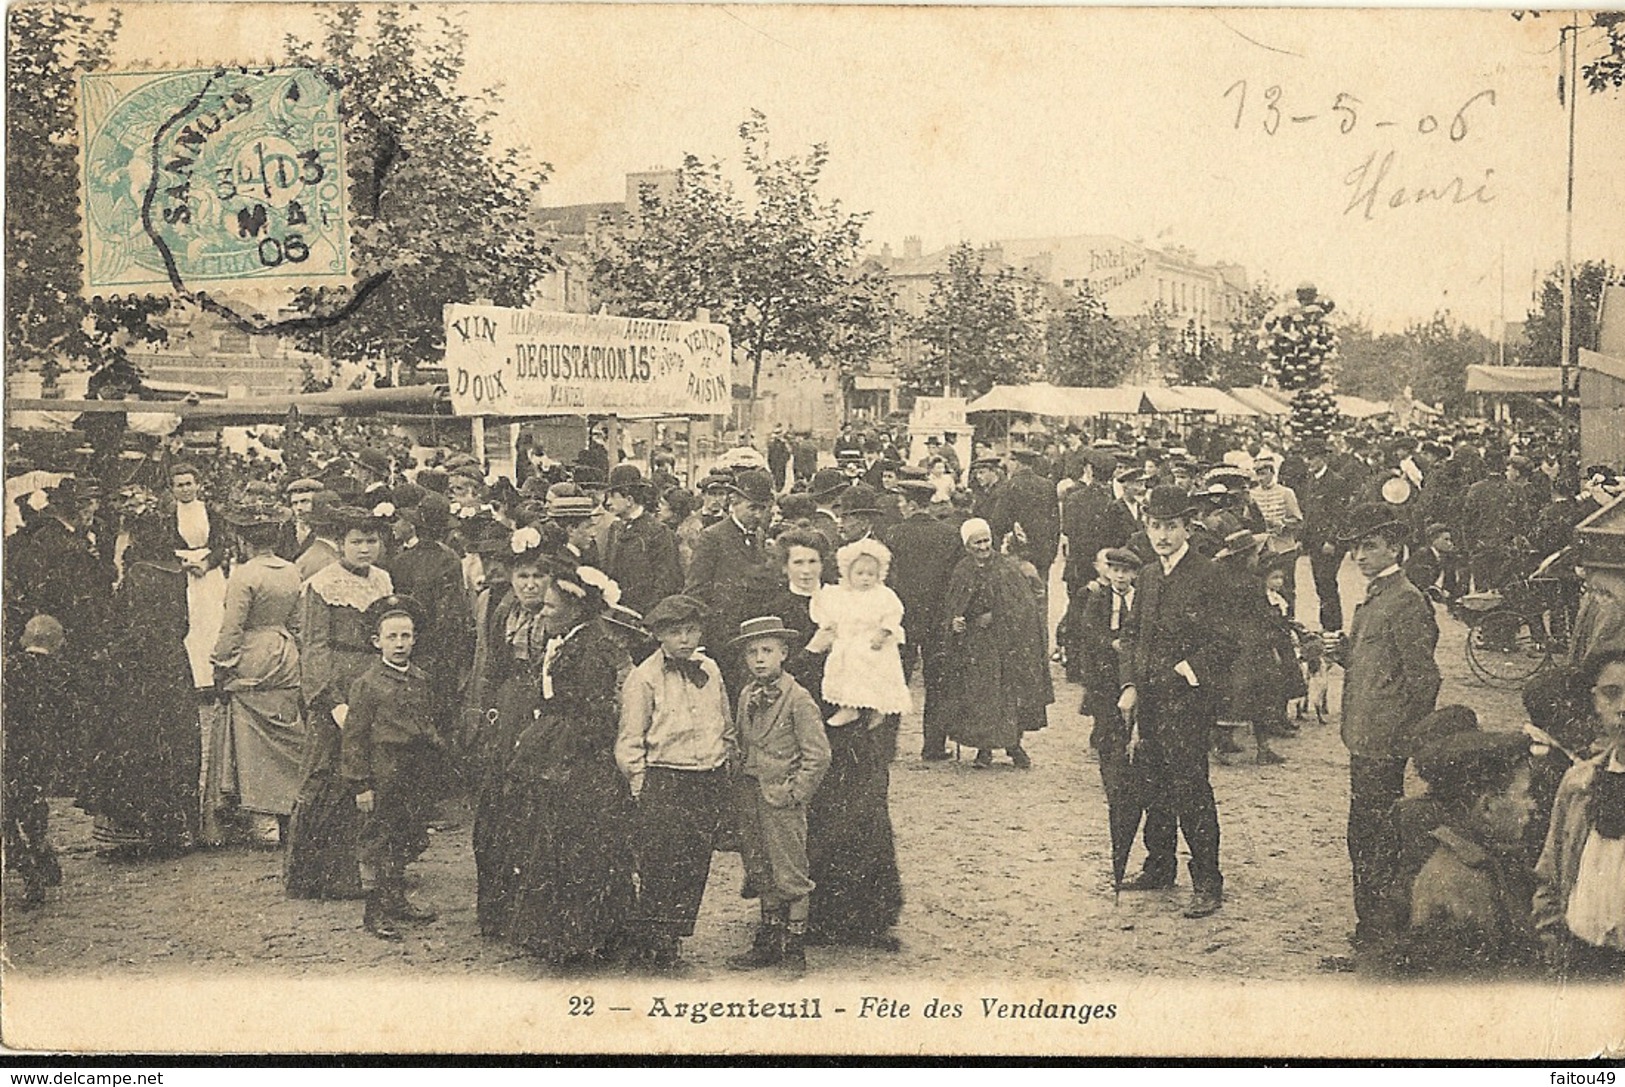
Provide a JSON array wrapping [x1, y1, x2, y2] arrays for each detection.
[[1292, 625, 1338, 724]]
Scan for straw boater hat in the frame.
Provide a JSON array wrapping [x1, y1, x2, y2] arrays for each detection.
[[729, 615, 799, 647], [1213, 528, 1269, 561]]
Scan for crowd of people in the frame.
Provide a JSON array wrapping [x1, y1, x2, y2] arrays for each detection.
[[3, 408, 1623, 981]]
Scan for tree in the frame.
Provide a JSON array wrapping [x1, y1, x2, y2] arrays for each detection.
[[590, 112, 893, 409], [1336, 311, 1493, 412], [1044, 283, 1136, 387], [901, 243, 1042, 399], [1207, 281, 1278, 388], [6, 2, 170, 389], [282, 5, 553, 382], [1517, 259, 1619, 369]]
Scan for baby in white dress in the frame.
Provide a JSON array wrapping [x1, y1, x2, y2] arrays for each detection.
[[806, 537, 911, 728]]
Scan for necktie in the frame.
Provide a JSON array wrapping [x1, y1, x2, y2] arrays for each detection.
[[1591, 769, 1625, 840], [751, 681, 781, 712], [665, 656, 710, 689]]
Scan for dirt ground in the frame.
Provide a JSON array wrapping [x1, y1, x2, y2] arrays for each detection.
[[1, 556, 1535, 983]]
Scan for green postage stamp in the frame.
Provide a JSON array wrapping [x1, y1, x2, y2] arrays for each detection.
[[79, 66, 350, 293]]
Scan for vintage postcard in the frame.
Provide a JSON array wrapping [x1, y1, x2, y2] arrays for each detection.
[[3, 0, 1624, 1060]]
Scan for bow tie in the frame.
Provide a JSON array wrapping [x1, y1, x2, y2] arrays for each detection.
[[750, 681, 782, 710], [665, 656, 710, 689], [1591, 768, 1625, 840]]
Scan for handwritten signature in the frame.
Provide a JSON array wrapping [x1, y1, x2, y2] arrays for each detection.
[[1342, 150, 1496, 221]]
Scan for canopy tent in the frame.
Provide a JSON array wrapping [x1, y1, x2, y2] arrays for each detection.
[[1167, 386, 1262, 416], [1335, 394, 1393, 419], [970, 383, 1298, 419], [1465, 365, 1562, 395], [1223, 386, 1293, 416]]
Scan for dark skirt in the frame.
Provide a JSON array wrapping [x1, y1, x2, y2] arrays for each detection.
[[500, 755, 636, 962], [283, 712, 362, 899], [77, 649, 200, 852], [807, 717, 904, 943], [472, 674, 538, 939]]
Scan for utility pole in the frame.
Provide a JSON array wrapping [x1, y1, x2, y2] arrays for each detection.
[[1561, 13, 1579, 464]]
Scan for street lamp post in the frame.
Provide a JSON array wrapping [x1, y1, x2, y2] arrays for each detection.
[[1561, 13, 1579, 464]]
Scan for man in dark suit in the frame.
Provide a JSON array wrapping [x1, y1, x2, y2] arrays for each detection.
[[884, 479, 966, 761], [1058, 451, 1125, 680], [969, 457, 1007, 524], [766, 425, 793, 493], [602, 467, 683, 617], [685, 467, 777, 697], [277, 477, 324, 562], [804, 468, 849, 556], [991, 449, 1060, 577], [1117, 486, 1239, 918], [1297, 440, 1355, 632], [791, 432, 820, 488]]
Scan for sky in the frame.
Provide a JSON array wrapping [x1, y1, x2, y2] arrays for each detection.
[[108, 3, 1625, 335]]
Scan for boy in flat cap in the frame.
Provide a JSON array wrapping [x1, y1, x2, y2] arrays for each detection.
[[616, 594, 735, 969], [726, 616, 831, 977], [343, 594, 443, 940], [1396, 730, 1540, 976]]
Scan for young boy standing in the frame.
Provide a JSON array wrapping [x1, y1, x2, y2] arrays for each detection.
[[616, 594, 734, 969], [343, 594, 443, 940], [726, 615, 832, 977]]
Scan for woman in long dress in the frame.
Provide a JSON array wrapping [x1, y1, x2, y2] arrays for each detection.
[[284, 506, 393, 899], [77, 491, 200, 856], [486, 549, 636, 964], [208, 495, 305, 847], [941, 517, 1053, 769], [763, 528, 904, 951]]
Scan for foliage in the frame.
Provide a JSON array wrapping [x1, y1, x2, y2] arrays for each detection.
[[1516, 259, 1620, 369], [283, 5, 554, 381], [1582, 11, 1625, 92], [1336, 311, 1494, 411], [900, 242, 1042, 399], [5, 2, 170, 388], [590, 111, 894, 406], [1043, 283, 1137, 387], [1207, 281, 1278, 388]]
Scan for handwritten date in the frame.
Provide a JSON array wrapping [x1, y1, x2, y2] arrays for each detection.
[[1224, 81, 1495, 142]]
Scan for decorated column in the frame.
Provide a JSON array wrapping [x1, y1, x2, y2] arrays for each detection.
[[1260, 283, 1339, 443]]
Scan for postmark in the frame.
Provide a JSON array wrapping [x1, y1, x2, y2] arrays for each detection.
[[79, 66, 350, 293]]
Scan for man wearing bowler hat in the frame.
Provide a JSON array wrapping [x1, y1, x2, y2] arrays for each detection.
[[805, 468, 849, 551], [1329, 502, 1440, 960], [602, 465, 682, 616], [1116, 486, 1239, 918], [685, 467, 778, 697]]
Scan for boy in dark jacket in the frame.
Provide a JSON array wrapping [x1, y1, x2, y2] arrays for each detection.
[[4, 615, 73, 907], [343, 594, 443, 940]]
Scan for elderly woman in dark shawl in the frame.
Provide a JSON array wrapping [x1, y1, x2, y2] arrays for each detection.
[[76, 489, 200, 855], [941, 517, 1054, 769]]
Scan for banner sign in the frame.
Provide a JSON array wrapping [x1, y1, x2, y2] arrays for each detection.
[[444, 304, 733, 417], [911, 396, 968, 430]]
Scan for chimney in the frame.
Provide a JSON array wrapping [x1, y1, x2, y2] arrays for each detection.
[[881, 242, 893, 261], [903, 235, 922, 260]]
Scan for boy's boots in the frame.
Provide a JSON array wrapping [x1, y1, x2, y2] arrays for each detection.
[[363, 890, 402, 941], [726, 920, 783, 970], [780, 928, 808, 978], [386, 881, 438, 923]]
